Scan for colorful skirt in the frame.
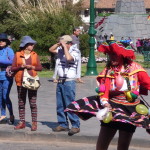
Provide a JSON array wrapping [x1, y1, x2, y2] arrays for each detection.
[[65, 95, 150, 132]]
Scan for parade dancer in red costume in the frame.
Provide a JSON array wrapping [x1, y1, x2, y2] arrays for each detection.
[[65, 41, 150, 150]]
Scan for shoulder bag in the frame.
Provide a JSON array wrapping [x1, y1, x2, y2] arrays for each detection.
[[22, 58, 41, 90]]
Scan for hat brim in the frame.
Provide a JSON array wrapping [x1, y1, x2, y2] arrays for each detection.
[[0, 39, 11, 45], [19, 41, 37, 48]]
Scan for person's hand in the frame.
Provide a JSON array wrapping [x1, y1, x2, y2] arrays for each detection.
[[56, 43, 61, 46], [104, 103, 112, 111], [21, 64, 26, 69], [60, 41, 67, 48], [26, 65, 34, 70]]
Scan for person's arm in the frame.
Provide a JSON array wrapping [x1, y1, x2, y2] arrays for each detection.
[[99, 77, 111, 109], [6, 48, 15, 65], [97, 75, 112, 109], [33, 55, 42, 71], [61, 41, 74, 61], [49, 43, 60, 54], [138, 71, 150, 90], [0, 47, 14, 65], [11, 54, 24, 72]]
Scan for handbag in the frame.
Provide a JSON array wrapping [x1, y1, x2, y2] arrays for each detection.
[[21, 57, 40, 90], [22, 68, 41, 90]]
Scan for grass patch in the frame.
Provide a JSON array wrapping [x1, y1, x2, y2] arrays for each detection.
[[38, 53, 148, 78], [38, 70, 53, 78], [98, 13, 112, 17], [38, 62, 106, 78], [81, 63, 105, 76]]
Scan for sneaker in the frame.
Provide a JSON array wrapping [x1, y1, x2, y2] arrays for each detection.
[[52, 125, 69, 132], [68, 127, 80, 136], [8, 115, 15, 125], [0, 116, 7, 124], [14, 121, 25, 130], [31, 122, 37, 131]]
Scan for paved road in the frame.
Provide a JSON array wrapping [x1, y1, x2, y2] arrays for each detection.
[[0, 69, 150, 149], [0, 140, 149, 150]]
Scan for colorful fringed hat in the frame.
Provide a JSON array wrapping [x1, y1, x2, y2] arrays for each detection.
[[98, 41, 135, 60]]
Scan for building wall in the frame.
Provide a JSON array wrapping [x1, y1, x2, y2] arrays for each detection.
[[82, 0, 150, 9]]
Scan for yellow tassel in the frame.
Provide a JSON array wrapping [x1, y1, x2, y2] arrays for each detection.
[[124, 91, 133, 102], [98, 92, 104, 96]]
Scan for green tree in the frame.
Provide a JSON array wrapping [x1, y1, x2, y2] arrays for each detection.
[[0, 0, 90, 59], [80, 33, 90, 57], [9, 0, 83, 55]]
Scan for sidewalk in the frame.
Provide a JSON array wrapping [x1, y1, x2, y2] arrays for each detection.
[[0, 75, 150, 148]]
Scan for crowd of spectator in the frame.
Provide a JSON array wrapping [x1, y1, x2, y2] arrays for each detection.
[[97, 35, 136, 50], [136, 38, 150, 53], [97, 35, 150, 53], [93, 34, 150, 63]]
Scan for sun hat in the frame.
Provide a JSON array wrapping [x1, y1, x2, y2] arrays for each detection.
[[98, 41, 135, 60], [0, 33, 10, 45], [59, 35, 72, 43], [19, 36, 37, 47]]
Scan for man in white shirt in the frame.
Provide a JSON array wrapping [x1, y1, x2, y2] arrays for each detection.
[[49, 35, 80, 136], [71, 27, 84, 83]]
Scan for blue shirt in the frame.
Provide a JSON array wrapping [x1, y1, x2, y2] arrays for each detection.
[[0, 47, 14, 80]]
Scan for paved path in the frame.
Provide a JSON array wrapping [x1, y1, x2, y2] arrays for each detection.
[[0, 140, 149, 150], [0, 69, 150, 149]]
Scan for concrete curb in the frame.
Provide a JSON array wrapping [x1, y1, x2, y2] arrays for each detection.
[[0, 130, 150, 148]]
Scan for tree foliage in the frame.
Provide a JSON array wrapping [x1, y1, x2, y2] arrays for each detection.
[[80, 33, 90, 57], [0, 0, 89, 57]]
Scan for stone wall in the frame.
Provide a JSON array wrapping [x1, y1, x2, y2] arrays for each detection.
[[96, 0, 150, 45], [115, 0, 146, 14]]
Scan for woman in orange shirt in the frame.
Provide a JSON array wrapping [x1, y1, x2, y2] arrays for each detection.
[[11, 36, 42, 131]]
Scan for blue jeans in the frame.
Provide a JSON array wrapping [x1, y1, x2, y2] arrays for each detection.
[[0, 78, 13, 116], [56, 80, 80, 128]]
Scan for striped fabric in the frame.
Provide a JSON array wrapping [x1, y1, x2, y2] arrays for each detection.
[[17, 86, 37, 122], [65, 95, 150, 129], [56, 45, 79, 79]]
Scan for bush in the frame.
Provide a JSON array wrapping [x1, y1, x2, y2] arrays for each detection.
[[0, 0, 91, 69], [0, 0, 83, 54], [80, 33, 90, 57]]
